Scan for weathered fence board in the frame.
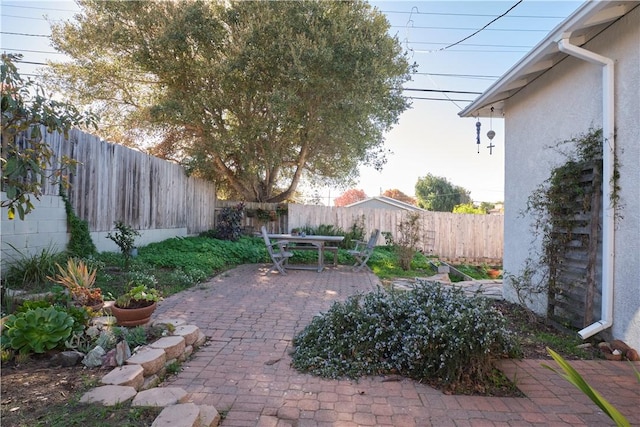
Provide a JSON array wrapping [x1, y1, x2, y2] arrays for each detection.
[[38, 129, 217, 234]]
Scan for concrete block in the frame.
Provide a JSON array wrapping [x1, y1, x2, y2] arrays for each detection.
[[198, 405, 221, 427], [126, 347, 166, 376], [101, 364, 145, 391], [132, 387, 188, 407], [150, 335, 185, 360], [173, 325, 199, 346], [79, 385, 137, 406], [151, 403, 199, 427]]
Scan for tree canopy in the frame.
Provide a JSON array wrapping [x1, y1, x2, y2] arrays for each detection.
[[334, 188, 367, 207], [382, 188, 416, 205], [46, 0, 413, 202], [1, 54, 96, 219], [415, 174, 471, 212]]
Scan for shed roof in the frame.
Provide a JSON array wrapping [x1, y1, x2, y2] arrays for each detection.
[[345, 196, 423, 211], [459, 1, 639, 118]]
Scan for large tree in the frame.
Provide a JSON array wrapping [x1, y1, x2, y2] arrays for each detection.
[[334, 188, 367, 207], [415, 174, 471, 212], [46, 0, 413, 202]]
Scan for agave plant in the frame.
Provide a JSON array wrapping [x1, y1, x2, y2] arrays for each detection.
[[48, 258, 102, 306]]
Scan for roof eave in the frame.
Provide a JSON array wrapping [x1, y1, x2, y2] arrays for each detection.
[[458, 0, 637, 118]]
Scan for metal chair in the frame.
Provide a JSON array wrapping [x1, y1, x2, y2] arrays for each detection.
[[347, 229, 380, 272], [261, 226, 294, 275]]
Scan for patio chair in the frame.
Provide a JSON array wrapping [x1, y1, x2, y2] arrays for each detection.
[[261, 226, 294, 275], [347, 229, 380, 272]]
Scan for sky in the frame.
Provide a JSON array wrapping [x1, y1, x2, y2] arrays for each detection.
[[1, 0, 583, 204]]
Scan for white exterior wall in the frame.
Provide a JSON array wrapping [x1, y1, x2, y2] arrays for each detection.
[[1, 192, 69, 272], [1, 192, 188, 275], [503, 7, 640, 350]]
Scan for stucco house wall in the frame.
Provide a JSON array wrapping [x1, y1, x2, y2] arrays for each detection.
[[503, 6, 639, 350]]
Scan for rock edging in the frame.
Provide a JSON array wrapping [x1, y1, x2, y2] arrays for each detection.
[[80, 317, 219, 427]]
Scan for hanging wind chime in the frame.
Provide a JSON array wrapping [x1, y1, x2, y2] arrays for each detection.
[[474, 107, 497, 155], [487, 107, 496, 155]]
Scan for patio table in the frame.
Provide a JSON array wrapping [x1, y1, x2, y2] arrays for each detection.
[[267, 234, 344, 272]]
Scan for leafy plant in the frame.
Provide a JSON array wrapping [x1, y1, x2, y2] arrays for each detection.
[[292, 281, 517, 390], [1, 53, 97, 220], [106, 221, 140, 269], [115, 284, 162, 309], [114, 326, 148, 348], [543, 347, 631, 427], [48, 258, 102, 306], [60, 189, 97, 257], [215, 202, 244, 241], [395, 212, 421, 270], [1, 306, 75, 354], [4, 244, 66, 291]]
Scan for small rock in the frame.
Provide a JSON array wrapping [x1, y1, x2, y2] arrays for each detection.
[[83, 346, 106, 368], [115, 340, 131, 366], [50, 351, 84, 367], [103, 349, 117, 368]]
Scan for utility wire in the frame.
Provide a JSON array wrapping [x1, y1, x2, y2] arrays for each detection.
[[1, 47, 65, 55], [441, 0, 524, 50], [380, 9, 564, 19], [0, 31, 49, 38], [0, 4, 78, 12], [403, 88, 482, 95]]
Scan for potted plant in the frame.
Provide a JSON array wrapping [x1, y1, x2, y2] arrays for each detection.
[[110, 283, 162, 326], [48, 258, 103, 311]]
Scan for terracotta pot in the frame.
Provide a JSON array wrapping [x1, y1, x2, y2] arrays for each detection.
[[110, 302, 157, 326]]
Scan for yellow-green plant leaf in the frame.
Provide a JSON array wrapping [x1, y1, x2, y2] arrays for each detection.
[[543, 347, 630, 427]]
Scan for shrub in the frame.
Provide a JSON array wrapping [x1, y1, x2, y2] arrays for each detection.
[[292, 281, 517, 387], [1, 306, 74, 355], [106, 221, 140, 269], [215, 203, 244, 241], [4, 245, 66, 291]]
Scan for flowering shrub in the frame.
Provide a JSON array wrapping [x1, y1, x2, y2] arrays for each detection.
[[291, 280, 519, 387]]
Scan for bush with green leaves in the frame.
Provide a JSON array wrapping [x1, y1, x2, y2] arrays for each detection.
[[4, 245, 67, 291], [292, 281, 518, 387], [1, 306, 75, 355], [215, 202, 244, 241]]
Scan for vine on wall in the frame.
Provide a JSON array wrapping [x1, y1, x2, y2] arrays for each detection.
[[519, 128, 620, 328]]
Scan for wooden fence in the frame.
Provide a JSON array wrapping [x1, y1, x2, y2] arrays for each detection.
[[217, 201, 503, 264], [34, 129, 217, 234]]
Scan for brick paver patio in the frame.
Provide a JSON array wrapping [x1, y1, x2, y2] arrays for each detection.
[[155, 264, 640, 426]]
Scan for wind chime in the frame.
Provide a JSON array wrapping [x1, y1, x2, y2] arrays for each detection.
[[475, 106, 497, 155]]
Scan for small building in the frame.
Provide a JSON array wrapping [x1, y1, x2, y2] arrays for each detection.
[[345, 196, 423, 212]]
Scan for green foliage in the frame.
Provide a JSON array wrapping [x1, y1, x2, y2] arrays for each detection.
[[523, 128, 617, 325], [215, 202, 244, 241], [115, 284, 162, 309], [292, 282, 517, 387], [47, 1, 413, 202], [543, 348, 631, 427], [1, 306, 74, 354], [453, 203, 487, 214], [106, 221, 140, 269], [394, 212, 421, 271], [1, 53, 97, 220], [415, 174, 471, 212], [48, 258, 102, 306], [114, 326, 148, 348], [60, 189, 96, 257], [4, 244, 67, 291]]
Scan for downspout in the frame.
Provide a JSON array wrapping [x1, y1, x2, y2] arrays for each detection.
[[557, 35, 615, 340]]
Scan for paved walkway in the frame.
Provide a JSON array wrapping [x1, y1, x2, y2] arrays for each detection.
[[155, 264, 640, 427]]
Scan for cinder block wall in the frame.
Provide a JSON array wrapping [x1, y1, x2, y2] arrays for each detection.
[[1, 192, 69, 274]]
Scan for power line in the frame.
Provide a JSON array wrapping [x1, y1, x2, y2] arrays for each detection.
[[414, 72, 498, 79], [1, 47, 64, 55], [380, 9, 564, 19], [0, 4, 77, 12], [0, 31, 49, 38], [406, 96, 474, 102], [395, 25, 546, 32], [1, 13, 48, 21], [441, 0, 524, 50], [403, 88, 482, 95]]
